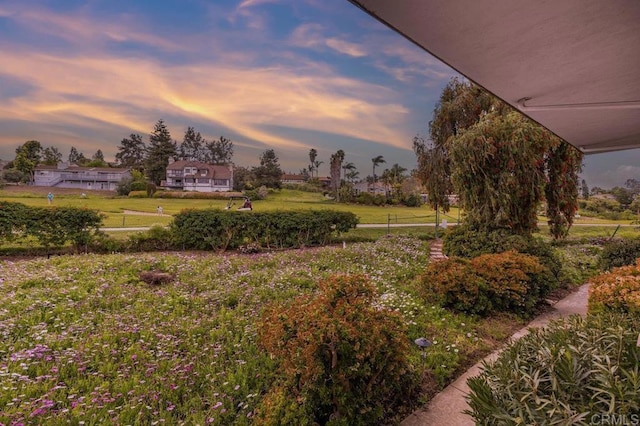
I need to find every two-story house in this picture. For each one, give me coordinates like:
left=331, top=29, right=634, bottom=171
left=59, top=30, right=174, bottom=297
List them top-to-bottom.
left=165, top=160, right=233, bottom=192
left=33, top=164, right=131, bottom=191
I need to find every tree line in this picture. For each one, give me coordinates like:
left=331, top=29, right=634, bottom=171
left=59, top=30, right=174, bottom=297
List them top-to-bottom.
left=4, top=119, right=409, bottom=199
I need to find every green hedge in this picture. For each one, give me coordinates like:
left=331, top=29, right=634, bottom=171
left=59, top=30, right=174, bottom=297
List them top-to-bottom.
left=0, top=201, right=104, bottom=250
left=0, top=201, right=28, bottom=241
left=171, top=209, right=358, bottom=251
left=598, top=238, right=640, bottom=270
left=466, top=312, right=640, bottom=424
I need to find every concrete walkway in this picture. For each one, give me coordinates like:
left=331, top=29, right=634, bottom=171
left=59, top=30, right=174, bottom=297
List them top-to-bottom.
left=402, top=283, right=590, bottom=426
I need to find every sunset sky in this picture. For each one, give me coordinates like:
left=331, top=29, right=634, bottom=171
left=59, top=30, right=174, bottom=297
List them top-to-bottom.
left=0, top=0, right=636, bottom=188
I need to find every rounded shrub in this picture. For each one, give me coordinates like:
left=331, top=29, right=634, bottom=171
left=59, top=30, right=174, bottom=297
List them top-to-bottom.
left=130, top=181, right=147, bottom=191
left=401, top=193, right=423, bottom=207
left=443, top=226, right=561, bottom=288
left=598, top=237, right=640, bottom=270
left=420, top=251, right=551, bottom=316
left=420, top=257, right=492, bottom=315
left=588, top=259, right=640, bottom=314
left=257, top=274, right=417, bottom=425
left=466, top=312, right=640, bottom=424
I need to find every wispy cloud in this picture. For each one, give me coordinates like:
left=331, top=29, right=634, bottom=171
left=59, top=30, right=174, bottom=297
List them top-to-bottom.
left=0, top=0, right=445, bottom=171
left=238, top=0, right=281, bottom=9
left=0, top=2, right=183, bottom=53
left=289, top=23, right=325, bottom=48
left=290, top=23, right=367, bottom=57
left=325, top=38, right=367, bottom=57
left=0, top=44, right=411, bottom=155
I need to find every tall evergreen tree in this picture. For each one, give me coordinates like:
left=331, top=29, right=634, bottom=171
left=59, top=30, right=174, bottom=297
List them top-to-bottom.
left=145, top=119, right=177, bottom=185
left=179, top=126, right=206, bottom=161
left=115, top=134, right=146, bottom=169
left=206, top=136, right=234, bottom=164
left=68, top=146, right=89, bottom=165
left=92, top=149, right=105, bottom=162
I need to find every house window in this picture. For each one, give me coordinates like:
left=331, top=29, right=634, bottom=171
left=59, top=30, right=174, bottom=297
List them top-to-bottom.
left=197, top=178, right=209, bottom=183
left=213, top=179, right=228, bottom=186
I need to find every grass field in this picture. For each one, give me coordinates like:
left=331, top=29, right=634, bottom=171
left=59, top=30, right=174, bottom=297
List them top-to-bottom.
left=0, top=186, right=454, bottom=227
left=1, top=186, right=637, bottom=240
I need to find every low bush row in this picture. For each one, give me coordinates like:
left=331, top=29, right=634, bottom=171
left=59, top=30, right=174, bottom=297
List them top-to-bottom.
left=0, top=201, right=103, bottom=251
left=171, top=209, right=359, bottom=251
left=420, top=251, right=554, bottom=316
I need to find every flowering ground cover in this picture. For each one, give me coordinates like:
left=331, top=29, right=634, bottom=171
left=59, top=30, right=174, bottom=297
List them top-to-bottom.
left=0, top=236, right=520, bottom=425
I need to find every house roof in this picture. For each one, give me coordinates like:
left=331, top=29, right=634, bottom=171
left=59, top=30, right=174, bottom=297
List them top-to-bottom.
left=348, top=0, right=640, bottom=154
left=167, top=160, right=232, bottom=179
left=35, top=164, right=130, bottom=173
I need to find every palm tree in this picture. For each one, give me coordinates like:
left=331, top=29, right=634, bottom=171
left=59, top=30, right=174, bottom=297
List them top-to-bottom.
left=308, top=149, right=317, bottom=178
left=330, top=150, right=345, bottom=200
left=371, top=155, right=386, bottom=191
left=371, top=155, right=386, bottom=181
left=313, top=160, right=323, bottom=179
left=342, top=162, right=356, bottom=183
left=388, top=163, right=407, bottom=186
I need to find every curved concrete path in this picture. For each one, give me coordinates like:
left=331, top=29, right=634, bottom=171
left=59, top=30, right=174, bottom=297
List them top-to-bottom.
left=402, top=283, right=590, bottom=426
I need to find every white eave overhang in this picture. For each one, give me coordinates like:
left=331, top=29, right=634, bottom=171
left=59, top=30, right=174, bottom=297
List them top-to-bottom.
left=348, top=0, right=640, bottom=154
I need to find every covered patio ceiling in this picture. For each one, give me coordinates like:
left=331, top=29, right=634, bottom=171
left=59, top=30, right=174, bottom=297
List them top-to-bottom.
left=348, top=0, right=640, bottom=154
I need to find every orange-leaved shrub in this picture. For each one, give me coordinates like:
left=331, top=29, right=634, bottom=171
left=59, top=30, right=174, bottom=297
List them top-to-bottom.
left=421, top=251, right=551, bottom=316
left=588, top=259, right=640, bottom=314
left=257, top=274, right=417, bottom=425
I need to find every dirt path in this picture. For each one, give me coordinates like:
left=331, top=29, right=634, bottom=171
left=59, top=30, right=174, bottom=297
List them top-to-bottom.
left=122, top=209, right=170, bottom=217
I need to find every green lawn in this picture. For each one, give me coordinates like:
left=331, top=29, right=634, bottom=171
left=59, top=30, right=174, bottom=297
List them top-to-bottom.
left=0, top=188, right=448, bottom=227
left=1, top=188, right=636, bottom=236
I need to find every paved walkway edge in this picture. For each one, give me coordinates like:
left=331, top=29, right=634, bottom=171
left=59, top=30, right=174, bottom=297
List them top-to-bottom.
left=401, top=283, right=590, bottom=426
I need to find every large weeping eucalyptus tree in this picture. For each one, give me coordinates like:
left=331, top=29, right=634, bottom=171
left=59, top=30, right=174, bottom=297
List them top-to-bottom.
left=414, top=78, right=582, bottom=239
